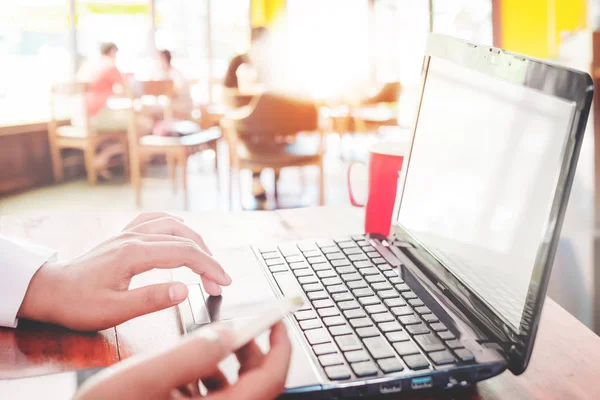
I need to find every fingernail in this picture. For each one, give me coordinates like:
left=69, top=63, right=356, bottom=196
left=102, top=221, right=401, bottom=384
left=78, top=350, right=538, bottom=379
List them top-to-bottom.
left=221, top=270, right=232, bottom=285
left=169, top=283, right=188, bottom=303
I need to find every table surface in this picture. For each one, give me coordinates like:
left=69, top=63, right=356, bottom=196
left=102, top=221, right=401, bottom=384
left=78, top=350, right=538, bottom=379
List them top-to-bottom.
left=1, top=206, right=599, bottom=399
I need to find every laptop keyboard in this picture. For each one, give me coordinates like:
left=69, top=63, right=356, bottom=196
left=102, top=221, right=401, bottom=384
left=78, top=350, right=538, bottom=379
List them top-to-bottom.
left=258, top=235, right=475, bottom=381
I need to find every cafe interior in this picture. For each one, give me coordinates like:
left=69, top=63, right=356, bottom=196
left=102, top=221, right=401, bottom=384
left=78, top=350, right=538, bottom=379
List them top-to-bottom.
left=2, top=0, right=600, bottom=369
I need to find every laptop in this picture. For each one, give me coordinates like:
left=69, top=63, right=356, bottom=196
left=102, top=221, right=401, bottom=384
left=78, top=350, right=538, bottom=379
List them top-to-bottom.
left=177, top=34, right=593, bottom=397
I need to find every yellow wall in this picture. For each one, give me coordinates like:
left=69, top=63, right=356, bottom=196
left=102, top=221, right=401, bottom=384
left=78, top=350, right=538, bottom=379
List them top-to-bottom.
left=251, top=0, right=286, bottom=28
left=499, top=0, right=586, bottom=59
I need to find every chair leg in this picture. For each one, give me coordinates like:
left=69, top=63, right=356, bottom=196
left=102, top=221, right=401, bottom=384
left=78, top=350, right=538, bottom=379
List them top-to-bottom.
left=121, top=139, right=130, bottom=180
left=213, top=142, right=220, bottom=198
left=50, top=145, right=64, bottom=183
left=83, top=147, right=97, bottom=185
left=130, top=153, right=142, bottom=208
left=167, top=154, right=178, bottom=193
left=181, top=154, right=189, bottom=210
left=318, top=162, right=325, bottom=206
left=274, top=169, right=280, bottom=208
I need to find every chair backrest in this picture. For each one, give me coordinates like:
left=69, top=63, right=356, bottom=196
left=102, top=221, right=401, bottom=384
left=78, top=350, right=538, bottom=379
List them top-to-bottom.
left=136, top=80, right=175, bottom=98
left=362, top=81, right=402, bottom=105
left=49, top=82, right=90, bottom=134
left=234, top=92, right=318, bottom=138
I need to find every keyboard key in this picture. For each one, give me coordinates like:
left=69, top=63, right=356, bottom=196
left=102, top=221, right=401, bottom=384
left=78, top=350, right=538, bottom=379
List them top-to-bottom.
left=351, top=234, right=366, bottom=241
left=317, top=239, right=336, bottom=248
left=356, top=240, right=370, bottom=246
left=338, top=241, right=356, bottom=249
left=298, top=242, right=318, bottom=252
left=278, top=245, right=300, bottom=256
left=362, top=245, right=375, bottom=252
left=259, top=246, right=278, bottom=253
left=321, top=246, right=339, bottom=254
left=343, top=247, right=362, bottom=255
left=303, top=250, right=321, bottom=258
left=262, top=251, right=281, bottom=259
left=366, top=251, right=379, bottom=258
left=326, top=252, right=346, bottom=260
left=349, top=254, right=368, bottom=262
left=286, top=255, right=304, bottom=263
left=307, top=256, right=327, bottom=264
left=372, top=257, right=386, bottom=264
left=266, top=258, right=285, bottom=266
left=332, top=259, right=351, bottom=267
left=354, top=260, right=374, bottom=269
left=312, top=263, right=332, bottom=272
left=269, top=264, right=287, bottom=273
left=378, top=264, right=393, bottom=271
left=336, top=266, right=356, bottom=275
left=358, top=267, right=380, bottom=276
left=294, top=269, right=313, bottom=277
left=317, top=270, right=337, bottom=279
left=384, top=270, right=396, bottom=278
left=341, top=273, right=362, bottom=282
left=298, top=275, right=318, bottom=284
left=366, top=275, right=386, bottom=283
left=322, top=277, right=342, bottom=286
left=389, top=277, right=402, bottom=284
left=345, top=279, right=366, bottom=289
left=372, top=282, right=393, bottom=291
left=303, top=283, right=323, bottom=292
left=395, top=283, right=410, bottom=292
left=326, top=284, right=348, bottom=294
left=352, top=288, right=375, bottom=297
left=378, top=289, right=400, bottom=299
left=308, top=291, right=328, bottom=301
left=402, top=291, right=417, bottom=299
left=332, top=292, right=354, bottom=302
left=358, top=296, right=380, bottom=306
left=385, top=298, right=406, bottom=307
left=314, top=299, right=335, bottom=309
left=409, top=299, right=424, bottom=307
left=338, top=300, right=360, bottom=310
left=365, top=304, right=387, bottom=314
left=391, top=306, right=412, bottom=316
left=415, top=306, right=431, bottom=315
left=318, top=307, right=340, bottom=317
left=344, top=309, right=366, bottom=319
left=295, top=310, right=317, bottom=321
left=372, top=312, right=394, bottom=323
left=422, top=313, right=439, bottom=323
left=399, top=314, right=421, bottom=325
left=323, top=316, right=346, bottom=326
left=350, top=318, right=373, bottom=328
left=299, top=319, right=322, bottom=330
left=378, top=321, right=403, bottom=332
left=430, top=322, right=447, bottom=332
left=406, top=324, right=430, bottom=335
left=330, top=325, right=354, bottom=336
left=356, top=326, right=380, bottom=338
left=305, top=328, right=330, bottom=345
left=386, top=331, right=410, bottom=342
left=438, top=331, right=455, bottom=340
left=415, top=334, right=445, bottom=352
left=335, top=335, right=363, bottom=351
left=364, top=336, right=395, bottom=359
left=445, top=340, right=464, bottom=349
left=393, top=341, right=420, bottom=356
left=313, top=343, right=337, bottom=355
left=454, top=348, right=475, bottom=363
left=345, top=349, right=370, bottom=363
left=429, top=350, right=455, bottom=365
left=319, top=353, right=344, bottom=367
left=402, top=354, right=430, bottom=370
left=378, top=357, right=404, bottom=373
left=351, top=361, right=378, bottom=377
left=325, top=365, right=351, bottom=380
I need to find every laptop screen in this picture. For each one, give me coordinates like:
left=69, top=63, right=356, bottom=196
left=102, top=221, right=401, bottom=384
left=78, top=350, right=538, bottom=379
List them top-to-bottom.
left=397, top=56, right=576, bottom=331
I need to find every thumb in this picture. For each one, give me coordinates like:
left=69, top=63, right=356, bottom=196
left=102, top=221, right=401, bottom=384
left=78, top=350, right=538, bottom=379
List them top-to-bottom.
left=117, top=282, right=189, bottom=321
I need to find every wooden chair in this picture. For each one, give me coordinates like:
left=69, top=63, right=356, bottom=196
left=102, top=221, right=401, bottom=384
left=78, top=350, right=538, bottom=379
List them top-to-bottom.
left=128, top=80, right=221, bottom=209
left=352, top=81, right=402, bottom=133
left=48, top=82, right=129, bottom=184
left=220, top=92, right=325, bottom=209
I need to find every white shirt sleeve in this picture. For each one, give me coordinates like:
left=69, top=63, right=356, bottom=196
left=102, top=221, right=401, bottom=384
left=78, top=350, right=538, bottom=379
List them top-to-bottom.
left=0, top=235, right=56, bottom=328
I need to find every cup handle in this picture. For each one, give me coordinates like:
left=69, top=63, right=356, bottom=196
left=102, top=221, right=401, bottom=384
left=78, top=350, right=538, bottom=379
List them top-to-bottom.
left=347, top=161, right=366, bottom=207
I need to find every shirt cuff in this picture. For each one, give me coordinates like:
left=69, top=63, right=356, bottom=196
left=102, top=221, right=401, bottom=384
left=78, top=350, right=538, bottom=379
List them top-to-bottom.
left=0, top=236, right=56, bottom=328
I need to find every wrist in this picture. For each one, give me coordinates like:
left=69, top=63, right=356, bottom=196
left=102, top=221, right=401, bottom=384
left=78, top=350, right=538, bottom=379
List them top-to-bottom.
left=18, top=262, right=65, bottom=325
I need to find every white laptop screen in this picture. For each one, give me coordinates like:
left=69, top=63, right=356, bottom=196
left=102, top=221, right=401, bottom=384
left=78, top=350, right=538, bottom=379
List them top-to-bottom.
left=397, top=56, right=576, bottom=331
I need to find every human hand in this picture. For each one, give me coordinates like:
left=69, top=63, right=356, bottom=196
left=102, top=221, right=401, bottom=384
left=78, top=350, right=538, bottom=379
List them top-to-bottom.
left=18, top=212, right=231, bottom=331
left=74, top=322, right=292, bottom=400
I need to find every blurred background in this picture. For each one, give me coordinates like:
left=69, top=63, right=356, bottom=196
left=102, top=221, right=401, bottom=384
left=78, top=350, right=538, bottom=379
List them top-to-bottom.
left=1, top=0, right=599, bottom=333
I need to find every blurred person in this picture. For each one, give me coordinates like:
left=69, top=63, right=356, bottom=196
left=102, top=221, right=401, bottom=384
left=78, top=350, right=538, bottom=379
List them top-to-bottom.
left=156, top=49, right=194, bottom=119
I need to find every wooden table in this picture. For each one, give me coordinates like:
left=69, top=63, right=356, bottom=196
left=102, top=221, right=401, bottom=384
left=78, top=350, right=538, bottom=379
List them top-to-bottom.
left=1, top=206, right=600, bottom=399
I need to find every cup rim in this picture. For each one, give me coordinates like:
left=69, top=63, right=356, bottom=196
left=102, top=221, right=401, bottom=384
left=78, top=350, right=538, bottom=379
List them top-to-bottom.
left=370, top=140, right=409, bottom=157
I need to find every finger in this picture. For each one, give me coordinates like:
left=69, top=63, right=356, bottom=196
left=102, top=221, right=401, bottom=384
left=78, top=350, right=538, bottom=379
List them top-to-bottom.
left=122, top=212, right=183, bottom=231
left=126, top=216, right=213, bottom=255
left=120, top=241, right=231, bottom=287
left=201, top=275, right=222, bottom=296
left=115, top=281, right=189, bottom=323
left=206, top=322, right=291, bottom=400
left=74, top=325, right=234, bottom=399
left=236, top=340, right=265, bottom=375
left=202, top=369, right=229, bottom=392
